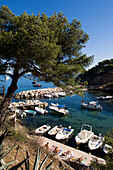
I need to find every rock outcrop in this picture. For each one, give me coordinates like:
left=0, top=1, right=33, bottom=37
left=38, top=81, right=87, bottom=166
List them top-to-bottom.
left=76, top=59, right=113, bottom=92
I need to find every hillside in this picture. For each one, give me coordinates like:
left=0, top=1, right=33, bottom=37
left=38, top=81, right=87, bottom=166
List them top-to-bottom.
left=76, top=59, right=113, bottom=91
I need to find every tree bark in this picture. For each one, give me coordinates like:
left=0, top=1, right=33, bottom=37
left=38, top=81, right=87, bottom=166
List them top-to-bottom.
left=0, top=73, right=19, bottom=126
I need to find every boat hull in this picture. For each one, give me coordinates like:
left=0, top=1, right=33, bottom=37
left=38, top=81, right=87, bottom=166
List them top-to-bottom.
left=81, top=104, right=103, bottom=110
left=49, top=106, right=69, bottom=116
left=35, top=107, right=48, bottom=115
left=24, top=110, right=36, bottom=115
left=35, top=125, right=51, bottom=134
left=48, top=125, right=63, bottom=136
left=55, top=128, right=74, bottom=140
left=75, top=130, right=94, bottom=145
left=88, top=135, right=104, bottom=150
left=103, top=144, right=113, bottom=154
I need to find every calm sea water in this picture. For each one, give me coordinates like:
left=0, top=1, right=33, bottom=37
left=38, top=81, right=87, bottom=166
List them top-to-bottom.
left=1, top=75, right=113, bottom=157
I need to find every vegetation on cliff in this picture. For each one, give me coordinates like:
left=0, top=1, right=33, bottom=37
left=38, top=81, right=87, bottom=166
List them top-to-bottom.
left=76, top=59, right=113, bottom=88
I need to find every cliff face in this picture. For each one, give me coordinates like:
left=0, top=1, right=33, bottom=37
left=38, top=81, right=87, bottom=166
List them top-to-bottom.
left=76, top=59, right=113, bottom=91
left=79, top=70, right=113, bottom=86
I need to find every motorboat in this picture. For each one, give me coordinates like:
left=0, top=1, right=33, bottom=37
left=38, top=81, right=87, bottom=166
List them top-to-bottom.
left=33, top=83, right=41, bottom=87
left=57, top=92, right=66, bottom=97
left=51, top=93, right=59, bottom=98
left=44, top=94, right=52, bottom=99
left=96, top=96, right=113, bottom=100
left=81, top=100, right=103, bottom=110
left=51, top=103, right=67, bottom=109
left=51, top=103, right=59, bottom=107
left=35, top=106, right=48, bottom=115
left=49, top=106, right=69, bottom=116
left=24, top=110, right=36, bottom=115
left=35, top=124, right=51, bottom=134
left=75, top=124, right=94, bottom=145
left=48, top=125, right=63, bottom=136
left=55, top=126, right=74, bottom=140
left=88, top=134, right=104, bottom=150
left=103, top=144, right=113, bottom=154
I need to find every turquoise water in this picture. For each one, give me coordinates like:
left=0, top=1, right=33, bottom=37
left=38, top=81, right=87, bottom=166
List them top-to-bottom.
left=1, top=75, right=113, bottom=136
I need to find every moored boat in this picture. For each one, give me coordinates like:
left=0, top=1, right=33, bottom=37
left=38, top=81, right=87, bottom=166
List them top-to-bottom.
left=57, top=92, right=66, bottom=97
left=44, top=94, right=52, bottom=99
left=96, top=96, right=113, bottom=100
left=81, top=100, right=103, bottom=110
left=51, top=103, right=67, bottom=109
left=51, top=103, right=59, bottom=107
left=35, top=106, right=48, bottom=115
left=49, top=106, right=69, bottom=116
left=24, top=110, right=36, bottom=115
left=35, top=124, right=51, bottom=134
left=75, top=124, right=94, bottom=145
left=48, top=125, right=63, bottom=136
left=55, top=126, right=74, bottom=140
left=88, top=134, right=104, bottom=150
left=103, top=144, right=113, bottom=154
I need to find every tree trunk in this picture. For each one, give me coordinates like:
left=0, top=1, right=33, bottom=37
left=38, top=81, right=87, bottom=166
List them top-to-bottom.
left=0, top=73, right=19, bottom=126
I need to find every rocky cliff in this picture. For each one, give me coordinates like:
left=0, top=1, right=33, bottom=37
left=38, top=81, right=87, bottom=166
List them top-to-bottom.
left=76, top=59, right=113, bottom=92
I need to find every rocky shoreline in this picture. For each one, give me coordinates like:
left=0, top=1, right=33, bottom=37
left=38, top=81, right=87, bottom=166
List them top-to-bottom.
left=88, top=84, right=113, bottom=93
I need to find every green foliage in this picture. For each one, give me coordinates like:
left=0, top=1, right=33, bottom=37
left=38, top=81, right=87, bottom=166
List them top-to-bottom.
left=0, top=5, right=93, bottom=86
left=0, top=5, right=93, bottom=126
left=76, top=58, right=113, bottom=85
left=86, top=59, right=113, bottom=76
left=104, top=128, right=113, bottom=148
left=0, top=129, right=54, bottom=170
left=0, top=129, right=18, bottom=169
left=9, top=131, right=28, bottom=143
left=24, top=148, right=55, bottom=170
left=90, top=159, right=105, bottom=170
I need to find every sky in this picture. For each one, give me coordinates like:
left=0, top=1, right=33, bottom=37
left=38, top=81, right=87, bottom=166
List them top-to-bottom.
left=0, top=0, right=113, bottom=68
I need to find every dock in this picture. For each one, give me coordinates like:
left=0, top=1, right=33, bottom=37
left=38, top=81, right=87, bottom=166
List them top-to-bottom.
left=32, top=136, right=106, bottom=167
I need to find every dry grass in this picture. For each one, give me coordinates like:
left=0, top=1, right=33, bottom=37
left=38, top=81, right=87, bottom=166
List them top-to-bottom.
left=1, top=121, right=75, bottom=170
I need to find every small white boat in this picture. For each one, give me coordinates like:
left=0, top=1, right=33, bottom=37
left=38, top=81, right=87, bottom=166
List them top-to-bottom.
left=58, top=92, right=66, bottom=97
left=51, top=93, right=59, bottom=98
left=44, top=94, right=52, bottom=99
left=96, top=96, right=113, bottom=100
left=81, top=100, right=103, bottom=110
left=51, top=103, right=59, bottom=107
left=51, top=103, right=67, bottom=109
left=49, top=106, right=69, bottom=116
left=35, top=107, right=48, bottom=115
left=24, top=110, right=36, bottom=115
left=35, top=124, right=51, bottom=134
left=75, top=124, right=94, bottom=145
left=48, top=125, right=63, bottom=136
left=55, top=126, right=74, bottom=140
left=88, top=134, right=104, bottom=150
left=103, top=144, right=113, bottom=154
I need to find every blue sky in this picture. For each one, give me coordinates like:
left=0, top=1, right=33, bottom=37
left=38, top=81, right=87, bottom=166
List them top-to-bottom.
left=1, top=0, right=113, bottom=68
